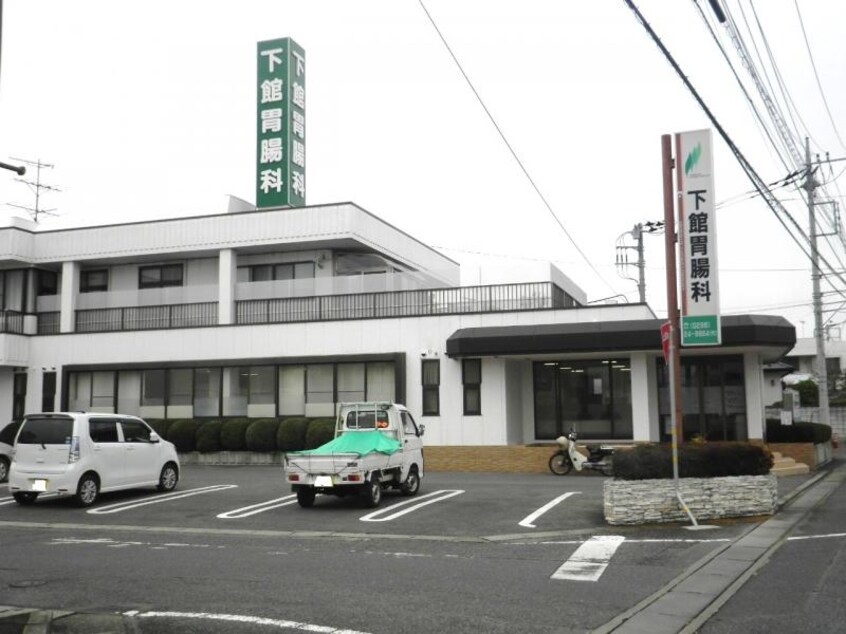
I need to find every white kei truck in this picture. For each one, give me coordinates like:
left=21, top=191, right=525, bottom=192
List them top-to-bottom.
left=283, top=402, right=425, bottom=508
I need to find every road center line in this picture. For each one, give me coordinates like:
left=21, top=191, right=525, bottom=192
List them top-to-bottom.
left=87, top=484, right=237, bottom=515
left=359, top=489, right=464, bottom=522
left=518, top=492, right=581, bottom=528
left=217, top=495, right=298, bottom=519
left=551, top=535, right=625, bottom=582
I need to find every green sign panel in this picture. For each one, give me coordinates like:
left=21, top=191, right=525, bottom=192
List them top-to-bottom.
left=256, top=37, right=305, bottom=208
left=681, top=314, right=721, bottom=346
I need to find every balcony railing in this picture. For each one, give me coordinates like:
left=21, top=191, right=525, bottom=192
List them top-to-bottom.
left=237, top=282, right=575, bottom=325
left=76, top=303, right=218, bottom=333
left=0, top=310, right=25, bottom=334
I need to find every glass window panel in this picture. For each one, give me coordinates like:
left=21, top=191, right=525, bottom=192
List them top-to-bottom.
left=294, top=262, right=315, bottom=279
left=275, top=263, right=295, bottom=280
left=251, top=265, right=273, bottom=282
left=463, top=359, right=481, bottom=384
left=422, top=360, right=439, bottom=386
left=366, top=362, right=395, bottom=402
left=337, top=363, right=365, bottom=403
left=533, top=364, right=557, bottom=439
left=278, top=365, right=305, bottom=416
left=306, top=365, right=334, bottom=404
left=249, top=366, right=275, bottom=405
left=223, top=367, right=248, bottom=416
left=194, top=368, right=221, bottom=417
left=169, top=369, right=193, bottom=406
left=141, top=370, right=166, bottom=407
left=118, top=371, right=141, bottom=416
left=69, top=372, right=92, bottom=411
left=91, top=372, right=115, bottom=408
left=89, top=419, right=119, bottom=443
left=120, top=420, right=151, bottom=442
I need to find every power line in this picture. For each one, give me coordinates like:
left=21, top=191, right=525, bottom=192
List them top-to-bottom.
left=417, top=0, right=619, bottom=296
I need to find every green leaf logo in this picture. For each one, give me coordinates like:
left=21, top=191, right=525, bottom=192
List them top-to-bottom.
left=684, top=143, right=702, bottom=176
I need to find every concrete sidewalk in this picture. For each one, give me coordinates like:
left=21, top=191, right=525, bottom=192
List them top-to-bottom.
left=594, top=454, right=846, bottom=633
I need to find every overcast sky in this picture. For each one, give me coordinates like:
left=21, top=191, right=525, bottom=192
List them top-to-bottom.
left=1, top=1, right=844, bottom=335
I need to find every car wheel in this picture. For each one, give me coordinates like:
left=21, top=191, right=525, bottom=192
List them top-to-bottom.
left=548, top=451, right=573, bottom=475
left=0, top=456, right=8, bottom=483
left=157, top=462, right=179, bottom=492
left=400, top=468, right=421, bottom=496
left=75, top=474, right=99, bottom=507
left=363, top=474, right=382, bottom=508
left=296, top=488, right=316, bottom=508
left=13, top=492, right=38, bottom=505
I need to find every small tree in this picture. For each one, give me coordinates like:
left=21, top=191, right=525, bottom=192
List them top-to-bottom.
left=793, top=379, right=819, bottom=407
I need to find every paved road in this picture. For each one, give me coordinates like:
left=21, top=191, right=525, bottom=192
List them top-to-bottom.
left=0, top=459, right=842, bottom=633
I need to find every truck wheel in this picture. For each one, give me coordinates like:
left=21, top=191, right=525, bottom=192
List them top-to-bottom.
left=548, top=451, right=573, bottom=475
left=601, top=460, right=614, bottom=477
left=400, top=468, right=421, bottom=496
left=363, top=475, right=382, bottom=508
left=297, top=488, right=316, bottom=508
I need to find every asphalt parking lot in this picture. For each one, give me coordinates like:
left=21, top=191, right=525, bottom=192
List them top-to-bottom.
left=1, top=465, right=624, bottom=539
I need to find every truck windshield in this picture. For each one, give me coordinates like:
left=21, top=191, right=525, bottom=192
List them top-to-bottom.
left=345, top=409, right=389, bottom=429
left=16, top=417, right=74, bottom=445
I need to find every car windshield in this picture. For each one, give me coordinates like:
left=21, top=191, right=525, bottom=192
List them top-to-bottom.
left=345, top=409, right=389, bottom=429
left=16, top=417, right=74, bottom=445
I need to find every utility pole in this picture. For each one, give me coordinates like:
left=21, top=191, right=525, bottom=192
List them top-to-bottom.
left=806, top=137, right=831, bottom=428
left=6, top=157, right=60, bottom=222
left=615, top=220, right=664, bottom=303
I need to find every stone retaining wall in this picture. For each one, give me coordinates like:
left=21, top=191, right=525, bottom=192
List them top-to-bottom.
left=603, top=474, right=778, bottom=525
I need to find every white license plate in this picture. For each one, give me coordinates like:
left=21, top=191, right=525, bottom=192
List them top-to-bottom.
left=313, top=476, right=333, bottom=488
left=32, top=479, right=48, bottom=492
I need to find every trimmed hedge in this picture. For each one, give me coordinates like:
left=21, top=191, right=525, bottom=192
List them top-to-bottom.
left=277, top=417, right=311, bottom=452
left=220, top=418, right=251, bottom=451
left=245, top=418, right=280, bottom=452
left=305, top=418, right=336, bottom=449
left=168, top=419, right=200, bottom=453
left=196, top=420, right=223, bottom=453
left=766, top=420, right=832, bottom=444
left=613, top=443, right=773, bottom=481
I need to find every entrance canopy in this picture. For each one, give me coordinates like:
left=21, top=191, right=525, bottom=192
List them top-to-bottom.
left=446, top=314, right=795, bottom=361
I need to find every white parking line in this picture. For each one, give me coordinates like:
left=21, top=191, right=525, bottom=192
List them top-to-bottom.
left=87, top=484, right=237, bottom=515
left=359, top=489, right=465, bottom=522
left=518, top=492, right=581, bottom=528
left=0, top=493, right=59, bottom=506
left=217, top=495, right=298, bottom=519
left=551, top=535, right=625, bottom=582
left=125, top=610, right=373, bottom=633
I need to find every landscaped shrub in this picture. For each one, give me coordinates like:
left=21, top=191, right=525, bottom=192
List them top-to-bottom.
left=277, top=417, right=310, bottom=452
left=220, top=418, right=251, bottom=451
left=245, top=418, right=279, bottom=452
left=305, top=418, right=335, bottom=449
left=145, top=419, right=170, bottom=440
left=168, top=419, right=199, bottom=453
left=195, top=420, right=223, bottom=453
left=766, top=420, right=832, bottom=444
left=613, top=443, right=773, bottom=480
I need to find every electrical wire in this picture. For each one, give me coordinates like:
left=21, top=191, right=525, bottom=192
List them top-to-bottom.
left=417, top=0, right=620, bottom=297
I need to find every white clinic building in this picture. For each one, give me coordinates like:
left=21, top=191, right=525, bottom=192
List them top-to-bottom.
left=0, top=203, right=794, bottom=445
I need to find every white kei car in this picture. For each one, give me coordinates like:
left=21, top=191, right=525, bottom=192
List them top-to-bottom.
left=8, top=412, right=179, bottom=506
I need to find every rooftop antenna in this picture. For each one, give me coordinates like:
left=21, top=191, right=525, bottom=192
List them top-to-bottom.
left=6, top=157, right=61, bottom=222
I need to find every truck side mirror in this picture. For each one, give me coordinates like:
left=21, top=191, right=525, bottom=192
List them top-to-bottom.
left=417, top=424, right=425, bottom=437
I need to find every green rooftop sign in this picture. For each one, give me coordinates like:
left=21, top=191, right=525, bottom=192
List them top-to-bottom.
left=256, top=37, right=305, bottom=208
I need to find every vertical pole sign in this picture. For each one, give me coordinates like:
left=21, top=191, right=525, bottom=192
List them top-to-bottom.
left=256, top=37, right=306, bottom=209
left=676, top=129, right=720, bottom=346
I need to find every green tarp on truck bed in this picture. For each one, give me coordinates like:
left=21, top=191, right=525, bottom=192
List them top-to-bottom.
left=291, top=431, right=402, bottom=456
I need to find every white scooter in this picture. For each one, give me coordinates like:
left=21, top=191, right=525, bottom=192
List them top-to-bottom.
left=548, top=431, right=614, bottom=476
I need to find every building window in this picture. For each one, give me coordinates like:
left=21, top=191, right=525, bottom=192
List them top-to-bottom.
left=239, top=261, right=316, bottom=282
left=139, top=264, right=183, bottom=289
left=81, top=269, right=109, bottom=293
left=37, top=270, right=58, bottom=296
left=422, top=359, right=440, bottom=416
left=462, top=359, right=481, bottom=416
left=337, top=363, right=365, bottom=403
left=306, top=364, right=334, bottom=404
left=278, top=365, right=306, bottom=416
left=249, top=366, right=276, bottom=405
left=194, top=368, right=221, bottom=417
left=141, top=369, right=166, bottom=407
left=168, top=369, right=193, bottom=406
left=42, top=371, right=57, bottom=412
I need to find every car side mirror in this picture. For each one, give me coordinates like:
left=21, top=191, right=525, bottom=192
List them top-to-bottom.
left=417, top=424, right=425, bottom=437
left=149, top=432, right=161, bottom=443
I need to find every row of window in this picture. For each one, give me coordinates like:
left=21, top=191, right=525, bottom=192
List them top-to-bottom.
left=38, top=261, right=319, bottom=297
left=421, top=358, right=481, bottom=417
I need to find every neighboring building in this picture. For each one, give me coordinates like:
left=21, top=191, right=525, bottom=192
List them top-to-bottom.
left=0, top=203, right=795, bottom=444
left=784, top=337, right=846, bottom=389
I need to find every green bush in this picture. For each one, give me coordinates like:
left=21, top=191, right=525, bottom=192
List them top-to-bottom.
left=793, top=380, right=819, bottom=406
left=277, top=417, right=310, bottom=451
left=220, top=418, right=251, bottom=451
left=245, top=418, right=280, bottom=452
left=305, top=418, right=335, bottom=449
left=145, top=419, right=170, bottom=440
left=167, top=419, right=199, bottom=453
left=195, top=420, right=223, bottom=453
left=766, top=420, right=832, bottom=443
left=613, top=443, right=773, bottom=480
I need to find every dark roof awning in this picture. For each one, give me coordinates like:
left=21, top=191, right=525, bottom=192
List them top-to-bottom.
left=445, top=314, right=795, bottom=360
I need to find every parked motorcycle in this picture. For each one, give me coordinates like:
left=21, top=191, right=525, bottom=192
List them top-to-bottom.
left=548, top=431, right=614, bottom=476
